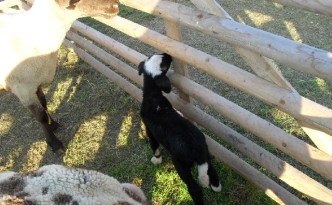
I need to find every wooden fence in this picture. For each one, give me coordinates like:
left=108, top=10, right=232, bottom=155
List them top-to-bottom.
left=10, top=0, right=332, bottom=204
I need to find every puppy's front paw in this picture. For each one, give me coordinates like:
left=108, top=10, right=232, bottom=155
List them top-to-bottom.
left=151, top=156, right=162, bottom=165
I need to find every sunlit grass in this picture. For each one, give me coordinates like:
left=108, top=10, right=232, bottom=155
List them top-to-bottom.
left=273, top=2, right=284, bottom=9
left=244, top=10, right=273, bottom=27
left=236, top=15, right=246, bottom=24
left=284, top=21, right=303, bottom=43
left=58, top=46, right=80, bottom=67
left=47, top=47, right=83, bottom=113
left=66, top=75, right=83, bottom=103
left=47, top=77, right=73, bottom=112
left=316, top=78, right=331, bottom=95
left=270, top=108, right=305, bottom=136
left=116, top=111, right=134, bottom=147
left=0, top=113, right=14, bottom=135
left=64, top=113, right=108, bottom=166
left=138, top=121, right=147, bottom=140
left=21, top=141, right=47, bottom=172
left=0, top=147, right=23, bottom=171
left=152, top=168, right=191, bottom=204
left=132, top=177, right=143, bottom=187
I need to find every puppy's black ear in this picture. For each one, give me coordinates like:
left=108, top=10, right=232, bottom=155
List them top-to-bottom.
left=160, top=53, right=172, bottom=71
left=138, top=61, right=145, bottom=75
left=155, top=76, right=172, bottom=93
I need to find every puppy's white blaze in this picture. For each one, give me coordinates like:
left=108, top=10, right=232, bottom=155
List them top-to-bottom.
left=144, top=54, right=163, bottom=77
left=151, top=156, right=162, bottom=165
left=198, top=162, right=209, bottom=188
left=211, top=183, right=222, bottom=192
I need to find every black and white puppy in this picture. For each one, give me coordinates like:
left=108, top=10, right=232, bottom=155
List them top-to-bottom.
left=138, top=53, right=221, bottom=205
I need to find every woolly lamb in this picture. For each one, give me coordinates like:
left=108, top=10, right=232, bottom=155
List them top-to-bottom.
left=0, top=0, right=119, bottom=152
left=138, top=53, right=222, bottom=205
left=0, top=164, right=148, bottom=205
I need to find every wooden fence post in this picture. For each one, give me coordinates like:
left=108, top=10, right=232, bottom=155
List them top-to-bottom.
left=270, top=0, right=332, bottom=16
left=164, top=17, right=191, bottom=102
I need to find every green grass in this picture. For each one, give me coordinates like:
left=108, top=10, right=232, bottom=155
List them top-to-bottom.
left=1, top=0, right=331, bottom=204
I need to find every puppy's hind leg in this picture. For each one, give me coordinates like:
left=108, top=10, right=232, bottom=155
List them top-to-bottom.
left=173, top=159, right=205, bottom=205
left=198, top=161, right=221, bottom=192
left=207, top=161, right=221, bottom=192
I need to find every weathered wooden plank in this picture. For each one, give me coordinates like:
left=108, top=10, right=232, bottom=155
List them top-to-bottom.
left=270, top=0, right=332, bottom=16
left=164, top=19, right=191, bottom=102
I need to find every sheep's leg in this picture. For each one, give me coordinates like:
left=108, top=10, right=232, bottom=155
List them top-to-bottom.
left=0, top=85, right=5, bottom=92
left=36, top=86, right=60, bottom=131
left=28, top=103, right=64, bottom=152
left=145, top=127, right=162, bottom=164
left=173, top=159, right=205, bottom=205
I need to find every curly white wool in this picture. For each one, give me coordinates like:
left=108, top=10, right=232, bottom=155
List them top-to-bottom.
left=0, top=164, right=147, bottom=205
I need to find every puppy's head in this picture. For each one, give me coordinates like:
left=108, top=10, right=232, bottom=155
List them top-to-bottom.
left=138, top=53, right=173, bottom=93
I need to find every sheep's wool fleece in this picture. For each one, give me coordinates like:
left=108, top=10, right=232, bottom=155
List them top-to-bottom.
left=0, top=0, right=71, bottom=106
left=0, top=165, right=146, bottom=205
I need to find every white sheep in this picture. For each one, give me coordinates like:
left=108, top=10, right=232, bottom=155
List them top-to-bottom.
left=0, top=0, right=119, bottom=152
left=0, top=164, right=148, bottom=205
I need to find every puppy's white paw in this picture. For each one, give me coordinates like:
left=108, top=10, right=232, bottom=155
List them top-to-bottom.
left=151, top=156, right=162, bottom=165
left=211, top=183, right=222, bottom=192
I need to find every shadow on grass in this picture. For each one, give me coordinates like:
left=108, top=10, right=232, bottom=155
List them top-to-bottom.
left=0, top=48, right=190, bottom=204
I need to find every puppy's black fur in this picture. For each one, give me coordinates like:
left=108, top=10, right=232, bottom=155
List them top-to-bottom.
left=139, top=53, right=221, bottom=205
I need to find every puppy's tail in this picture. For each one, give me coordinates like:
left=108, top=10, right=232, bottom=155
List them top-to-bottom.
left=198, top=162, right=221, bottom=192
